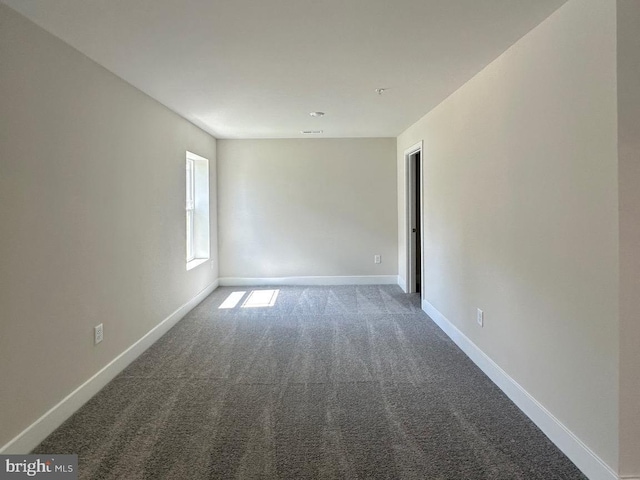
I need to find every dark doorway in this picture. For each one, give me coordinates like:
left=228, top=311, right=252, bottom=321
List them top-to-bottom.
left=406, top=145, right=423, bottom=296
left=413, top=151, right=421, bottom=293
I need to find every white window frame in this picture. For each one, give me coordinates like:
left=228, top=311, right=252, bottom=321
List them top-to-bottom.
left=185, top=151, right=210, bottom=270
left=186, top=157, right=196, bottom=262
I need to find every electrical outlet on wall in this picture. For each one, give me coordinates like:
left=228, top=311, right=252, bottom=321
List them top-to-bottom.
left=374, top=255, right=381, bottom=264
left=476, top=309, right=484, bottom=327
left=94, top=323, right=104, bottom=345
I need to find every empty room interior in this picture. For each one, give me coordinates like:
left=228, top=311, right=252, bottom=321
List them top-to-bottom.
left=0, top=0, right=638, bottom=479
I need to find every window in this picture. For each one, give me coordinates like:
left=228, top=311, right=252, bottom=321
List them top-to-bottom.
left=185, top=151, right=210, bottom=270
left=186, top=157, right=195, bottom=262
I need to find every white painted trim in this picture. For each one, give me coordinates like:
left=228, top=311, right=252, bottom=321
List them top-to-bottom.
left=186, top=257, right=208, bottom=271
left=219, top=275, right=398, bottom=287
left=397, top=275, right=407, bottom=292
left=0, top=280, right=219, bottom=455
left=421, top=299, right=618, bottom=480
left=620, top=476, right=640, bottom=480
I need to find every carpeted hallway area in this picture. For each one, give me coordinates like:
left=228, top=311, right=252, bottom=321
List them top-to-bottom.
left=33, top=285, right=586, bottom=479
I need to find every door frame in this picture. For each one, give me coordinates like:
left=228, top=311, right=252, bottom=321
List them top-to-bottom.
left=404, top=141, right=424, bottom=297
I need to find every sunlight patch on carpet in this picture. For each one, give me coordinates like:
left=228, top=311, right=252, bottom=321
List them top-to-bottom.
left=242, top=289, right=279, bottom=308
left=218, top=291, right=246, bottom=309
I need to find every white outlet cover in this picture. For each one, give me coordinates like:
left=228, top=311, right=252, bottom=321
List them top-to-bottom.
left=477, top=309, right=484, bottom=327
left=94, top=324, right=104, bottom=344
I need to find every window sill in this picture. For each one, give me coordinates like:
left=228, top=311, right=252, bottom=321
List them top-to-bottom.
left=186, top=258, right=209, bottom=271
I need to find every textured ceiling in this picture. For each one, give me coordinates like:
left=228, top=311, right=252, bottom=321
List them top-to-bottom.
left=2, top=0, right=567, bottom=138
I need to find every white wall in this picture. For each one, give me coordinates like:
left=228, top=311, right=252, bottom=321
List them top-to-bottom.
left=397, top=0, right=619, bottom=472
left=617, top=0, right=640, bottom=476
left=0, top=4, right=218, bottom=450
left=218, top=138, right=397, bottom=282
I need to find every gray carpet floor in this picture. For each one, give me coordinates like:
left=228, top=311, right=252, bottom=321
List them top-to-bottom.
left=33, top=285, right=587, bottom=479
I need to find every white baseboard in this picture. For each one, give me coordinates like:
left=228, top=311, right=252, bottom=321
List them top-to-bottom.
left=219, top=275, right=398, bottom=286
left=397, top=275, right=407, bottom=292
left=0, top=280, right=219, bottom=455
left=422, top=299, right=619, bottom=480
left=620, top=476, right=640, bottom=480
